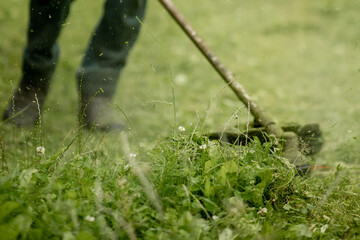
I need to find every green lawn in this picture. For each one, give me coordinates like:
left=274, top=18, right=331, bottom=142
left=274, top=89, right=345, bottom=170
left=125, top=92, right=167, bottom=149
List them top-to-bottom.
left=0, top=0, right=359, bottom=239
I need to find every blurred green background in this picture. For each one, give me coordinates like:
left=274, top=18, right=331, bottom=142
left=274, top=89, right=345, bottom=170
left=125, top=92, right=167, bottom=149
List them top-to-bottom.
left=1, top=0, right=359, bottom=169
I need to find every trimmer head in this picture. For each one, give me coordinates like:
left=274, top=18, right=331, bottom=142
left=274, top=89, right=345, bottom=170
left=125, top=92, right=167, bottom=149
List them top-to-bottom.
left=207, top=123, right=323, bottom=176
left=208, top=123, right=323, bottom=155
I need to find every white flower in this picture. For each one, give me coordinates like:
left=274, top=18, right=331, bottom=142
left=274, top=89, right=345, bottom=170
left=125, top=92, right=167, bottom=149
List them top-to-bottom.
left=178, top=126, right=185, bottom=132
left=199, top=144, right=207, bottom=150
left=36, top=146, right=45, bottom=155
left=129, top=153, right=137, bottom=158
left=124, top=164, right=131, bottom=171
left=257, top=207, right=268, bottom=215
left=85, top=215, right=95, bottom=222
left=212, top=215, right=219, bottom=221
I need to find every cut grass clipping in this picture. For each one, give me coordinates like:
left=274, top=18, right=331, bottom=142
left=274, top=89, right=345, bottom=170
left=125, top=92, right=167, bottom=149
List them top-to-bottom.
left=0, top=131, right=359, bottom=239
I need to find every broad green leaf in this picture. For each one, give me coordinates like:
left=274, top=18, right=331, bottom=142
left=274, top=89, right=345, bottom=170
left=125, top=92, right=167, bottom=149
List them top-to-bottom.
left=204, top=159, right=217, bottom=173
left=218, top=161, right=238, bottom=185
left=19, top=169, right=38, bottom=188
left=204, top=177, right=214, bottom=197
left=0, top=201, right=20, bottom=222
left=0, top=214, right=32, bottom=240
left=288, top=224, right=312, bottom=238
left=76, top=231, right=96, bottom=240
left=63, top=232, right=76, bottom=240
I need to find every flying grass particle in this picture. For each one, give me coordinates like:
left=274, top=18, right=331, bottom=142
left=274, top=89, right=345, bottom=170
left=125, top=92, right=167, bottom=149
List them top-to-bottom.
left=150, top=64, right=157, bottom=72
left=323, top=215, right=331, bottom=222
left=321, top=224, right=329, bottom=233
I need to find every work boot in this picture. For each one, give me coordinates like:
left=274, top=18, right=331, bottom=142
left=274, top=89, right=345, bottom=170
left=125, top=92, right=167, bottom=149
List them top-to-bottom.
left=3, top=44, right=57, bottom=127
left=3, top=86, right=46, bottom=127
left=79, top=95, right=124, bottom=131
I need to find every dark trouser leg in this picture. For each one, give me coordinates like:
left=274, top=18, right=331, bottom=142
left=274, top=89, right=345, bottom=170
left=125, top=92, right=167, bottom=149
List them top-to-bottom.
left=3, top=0, right=72, bottom=126
left=78, top=0, right=147, bottom=130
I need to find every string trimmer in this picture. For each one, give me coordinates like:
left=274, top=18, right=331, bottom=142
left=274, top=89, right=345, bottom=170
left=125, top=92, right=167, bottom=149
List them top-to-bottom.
left=159, top=0, right=323, bottom=175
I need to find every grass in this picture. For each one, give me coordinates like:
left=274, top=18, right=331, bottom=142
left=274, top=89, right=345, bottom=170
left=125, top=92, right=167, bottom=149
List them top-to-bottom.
left=1, top=0, right=360, bottom=239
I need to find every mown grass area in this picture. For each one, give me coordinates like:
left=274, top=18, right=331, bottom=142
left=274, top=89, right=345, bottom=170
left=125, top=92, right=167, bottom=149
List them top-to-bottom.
left=1, top=0, right=360, bottom=239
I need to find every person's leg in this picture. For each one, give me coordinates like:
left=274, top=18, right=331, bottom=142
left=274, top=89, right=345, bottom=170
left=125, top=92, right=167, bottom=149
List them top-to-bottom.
left=3, top=0, right=73, bottom=126
left=78, top=0, right=147, bottom=130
